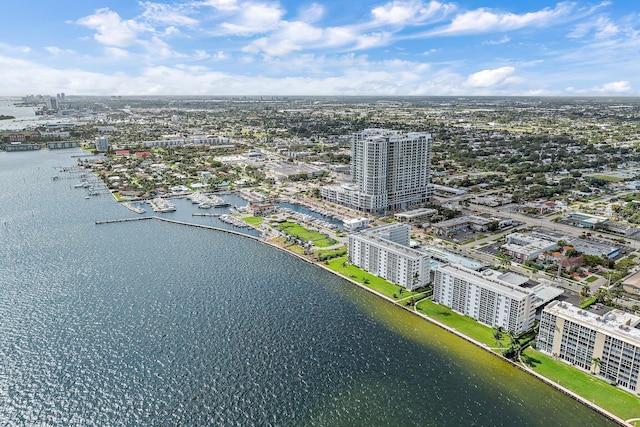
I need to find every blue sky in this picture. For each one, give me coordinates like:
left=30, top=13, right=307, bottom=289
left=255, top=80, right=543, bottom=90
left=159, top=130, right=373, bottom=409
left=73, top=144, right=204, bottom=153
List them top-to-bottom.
left=1, top=0, right=638, bottom=96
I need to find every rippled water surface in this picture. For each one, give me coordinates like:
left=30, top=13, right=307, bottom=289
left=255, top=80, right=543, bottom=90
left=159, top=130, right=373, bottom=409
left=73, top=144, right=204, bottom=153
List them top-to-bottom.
left=0, top=150, right=616, bottom=426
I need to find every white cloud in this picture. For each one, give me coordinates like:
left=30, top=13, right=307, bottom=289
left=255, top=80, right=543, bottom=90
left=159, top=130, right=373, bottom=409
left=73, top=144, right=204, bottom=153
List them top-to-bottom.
left=205, top=0, right=239, bottom=11
left=371, top=0, right=456, bottom=26
left=139, top=2, right=199, bottom=27
left=219, top=2, right=284, bottom=35
left=433, top=2, right=574, bottom=35
left=298, top=3, right=324, bottom=23
left=76, top=8, right=150, bottom=47
left=568, top=16, right=618, bottom=39
left=164, top=26, right=181, bottom=36
left=354, top=32, right=394, bottom=50
left=140, top=35, right=182, bottom=58
left=483, top=36, right=510, bottom=45
left=243, top=37, right=301, bottom=56
left=45, top=46, right=76, bottom=55
left=104, top=47, right=131, bottom=58
left=421, top=48, right=439, bottom=55
left=464, top=66, right=515, bottom=88
left=594, top=80, right=632, bottom=93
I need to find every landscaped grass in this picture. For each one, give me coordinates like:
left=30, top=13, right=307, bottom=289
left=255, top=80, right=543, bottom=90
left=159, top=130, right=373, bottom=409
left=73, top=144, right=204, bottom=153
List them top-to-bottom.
left=591, top=174, right=625, bottom=182
left=243, top=216, right=264, bottom=226
left=274, top=221, right=337, bottom=246
left=312, top=237, right=336, bottom=248
left=315, top=247, right=347, bottom=261
left=326, top=256, right=415, bottom=300
left=585, top=275, right=598, bottom=283
left=579, top=296, right=597, bottom=309
left=415, top=299, right=498, bottom=348
left=521, top=348, right=640, bottom=421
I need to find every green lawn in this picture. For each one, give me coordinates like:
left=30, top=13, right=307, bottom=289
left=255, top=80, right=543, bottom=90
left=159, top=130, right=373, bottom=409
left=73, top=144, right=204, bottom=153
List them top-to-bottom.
left=591, top=174, right=625, bottom=182
left=243, top=216, right=264, bottom=226
left=274, top=221, right=337, bottom=246
left=313, top=237, right=337, bottom=248
left=315, top=247, right=347, bottom=261
left=326, top=257, right=415, bottom=300
left=585, top=275, right=598, bottom=283
left=579, top=296, right=597, bottom=309
left=415, top=299, right=498, bottom=348
left=521, top=349, right=640, bottom=421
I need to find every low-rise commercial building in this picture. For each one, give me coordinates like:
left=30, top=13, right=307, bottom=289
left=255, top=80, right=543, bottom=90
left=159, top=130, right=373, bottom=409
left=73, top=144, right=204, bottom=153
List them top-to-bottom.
left=394, top=208, right=438, bottom=225
left=432, top=215, right=509, bottom=236
left=503, top=232, right=557, bottom=261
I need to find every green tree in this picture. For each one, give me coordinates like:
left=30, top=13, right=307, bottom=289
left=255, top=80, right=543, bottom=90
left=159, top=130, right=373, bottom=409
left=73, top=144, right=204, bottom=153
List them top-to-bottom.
left=580, top=285, right=591, bottom=298
left=493, top=326, right=504, bottom=347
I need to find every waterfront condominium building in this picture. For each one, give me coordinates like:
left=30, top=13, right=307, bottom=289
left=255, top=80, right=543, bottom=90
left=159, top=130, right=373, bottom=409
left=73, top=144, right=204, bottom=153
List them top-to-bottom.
left=322, top=129, right=432, bottom=213
left=96, top=135, right=109, bottom=152
left=348, top=223, right=430, bottom=291
left=432, top=265, right=537, bottom=334
left=537, top=300, right=640, bottom=393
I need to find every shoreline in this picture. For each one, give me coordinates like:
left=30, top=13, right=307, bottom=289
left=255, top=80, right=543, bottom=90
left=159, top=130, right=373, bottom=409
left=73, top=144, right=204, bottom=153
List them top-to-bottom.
left=96, top=214, right=632, bottom=426
left=257, top=232, right=633, bottom=427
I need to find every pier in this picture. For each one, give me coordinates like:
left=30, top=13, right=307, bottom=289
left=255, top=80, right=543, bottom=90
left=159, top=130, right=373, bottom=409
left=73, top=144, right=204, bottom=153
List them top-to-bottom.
left=192, top=212, right=221, bottom=217
left=94, top=216, right=260, bottom=241
left=95, top=217, right=154, bottom=225
left=154, top=217, right=260, bottom=240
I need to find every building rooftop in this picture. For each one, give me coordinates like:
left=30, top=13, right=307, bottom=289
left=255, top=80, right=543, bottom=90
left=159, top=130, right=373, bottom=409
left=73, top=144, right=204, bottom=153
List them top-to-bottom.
left=353, top=224, right=425, bottom=261
left=420, top=247, right=489, bottom=271
left=436, top=264, right=534, bottom=300
left=622, top=270, right=640, bottom=289
left=545, top=300, right=640, bottom=343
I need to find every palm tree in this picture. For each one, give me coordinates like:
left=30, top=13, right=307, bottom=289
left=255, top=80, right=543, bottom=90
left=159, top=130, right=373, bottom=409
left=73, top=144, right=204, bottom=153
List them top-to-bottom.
left=411, top=272, right=420, bottom=290
left=580, top=284, right=591, bottom=298
left=610, top=287, right=623, bottom=305
left=493, top=326, right=504, bottom=347
left=591, top=357, right=601, bottom=374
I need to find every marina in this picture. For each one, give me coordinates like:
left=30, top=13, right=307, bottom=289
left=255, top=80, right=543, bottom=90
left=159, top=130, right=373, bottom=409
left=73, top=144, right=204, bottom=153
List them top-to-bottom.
left=187, top=192, right=230, bottom=209
left=149, top=197, right=176, bottom=213
left=121, top=202, right=145, bottom=214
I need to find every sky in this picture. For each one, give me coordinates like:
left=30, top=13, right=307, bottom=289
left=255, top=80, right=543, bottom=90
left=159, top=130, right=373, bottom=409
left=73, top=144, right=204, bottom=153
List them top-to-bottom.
left=1, top=0, right=638, bottom=96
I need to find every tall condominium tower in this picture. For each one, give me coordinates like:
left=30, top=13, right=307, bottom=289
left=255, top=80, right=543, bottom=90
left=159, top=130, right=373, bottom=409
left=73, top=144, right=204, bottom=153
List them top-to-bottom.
left=322, top=129, right=432, bottom=213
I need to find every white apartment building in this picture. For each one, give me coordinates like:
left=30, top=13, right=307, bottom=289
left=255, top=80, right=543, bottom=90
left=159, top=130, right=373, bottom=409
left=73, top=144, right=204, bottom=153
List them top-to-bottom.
left=322, top=129, right=432, bottom=213
left=96, top=135, right=109, bottom=152
left=348, top=223, right=430, bottom=290
left=432, top=265, right=537, bottom=334
left=538, top=301, right=640, bottom=393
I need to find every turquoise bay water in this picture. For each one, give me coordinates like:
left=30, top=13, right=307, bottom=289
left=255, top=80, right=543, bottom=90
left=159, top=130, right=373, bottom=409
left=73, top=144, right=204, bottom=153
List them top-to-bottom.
left=0, top=150, right=616, bottom=426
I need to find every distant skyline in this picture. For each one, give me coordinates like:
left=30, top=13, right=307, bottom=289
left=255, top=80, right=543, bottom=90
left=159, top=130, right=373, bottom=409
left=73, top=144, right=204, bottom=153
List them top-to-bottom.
left=1, top=1, right=638, bottom=96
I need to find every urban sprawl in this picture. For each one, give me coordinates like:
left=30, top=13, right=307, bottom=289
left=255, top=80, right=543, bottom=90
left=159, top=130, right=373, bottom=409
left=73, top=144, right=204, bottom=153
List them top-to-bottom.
left=4, top=94, right=640, bottom=423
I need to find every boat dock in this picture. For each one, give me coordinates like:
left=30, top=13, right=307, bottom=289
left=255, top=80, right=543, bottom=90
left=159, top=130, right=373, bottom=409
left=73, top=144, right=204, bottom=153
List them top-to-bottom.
left=121, top=202, right=146, bottom=214
left=192, top=213, right=221, bottom=217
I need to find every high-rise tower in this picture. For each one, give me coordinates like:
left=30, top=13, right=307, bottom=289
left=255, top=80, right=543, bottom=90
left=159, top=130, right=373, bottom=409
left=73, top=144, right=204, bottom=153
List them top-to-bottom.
left=322, top=129, right=432, bottom=213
